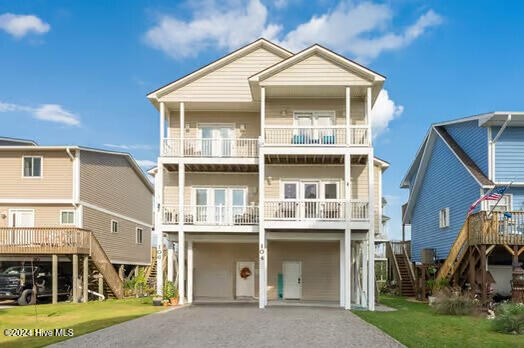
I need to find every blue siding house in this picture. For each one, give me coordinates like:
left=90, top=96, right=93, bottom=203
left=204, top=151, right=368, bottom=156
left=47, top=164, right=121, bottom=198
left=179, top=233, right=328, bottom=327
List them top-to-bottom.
left=401, top=112, right=524, bottom=262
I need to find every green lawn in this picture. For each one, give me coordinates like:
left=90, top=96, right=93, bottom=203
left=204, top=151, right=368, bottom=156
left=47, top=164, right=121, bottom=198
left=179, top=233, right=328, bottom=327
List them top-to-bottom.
left=354, top=296, right=521, bottom=348
left=0, top=297, right=166, bottom=347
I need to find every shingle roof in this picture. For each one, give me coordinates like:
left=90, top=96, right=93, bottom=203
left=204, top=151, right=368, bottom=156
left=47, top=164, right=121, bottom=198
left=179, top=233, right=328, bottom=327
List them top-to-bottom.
left=434, top=126, right=494, bottom=186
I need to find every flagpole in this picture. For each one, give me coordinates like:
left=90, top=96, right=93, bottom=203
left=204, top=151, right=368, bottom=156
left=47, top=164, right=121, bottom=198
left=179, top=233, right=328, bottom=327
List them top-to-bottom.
left=487, top=181, right=513, bottom=218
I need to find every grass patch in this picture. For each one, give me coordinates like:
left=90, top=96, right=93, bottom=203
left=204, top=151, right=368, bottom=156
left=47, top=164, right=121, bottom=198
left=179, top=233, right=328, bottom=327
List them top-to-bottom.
left=353, top=295, right=522, bottom=348
left=0, top=297, right=166, bottom=347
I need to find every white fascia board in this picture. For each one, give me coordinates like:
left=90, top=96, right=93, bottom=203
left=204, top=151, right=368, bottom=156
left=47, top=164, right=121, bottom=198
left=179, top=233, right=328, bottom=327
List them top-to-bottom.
left=250, top=45, right=385, bottom=83
left=400, top=129, right=431, bottom=188
left=402, top=129, right=436, bottom=224
left=262, top=146, right=351, bottom=155
left=0, top=198, right=74, bottom=204
left=264, top=220, right=348, bottom=230
left=267, top=232, right=343, bottom=240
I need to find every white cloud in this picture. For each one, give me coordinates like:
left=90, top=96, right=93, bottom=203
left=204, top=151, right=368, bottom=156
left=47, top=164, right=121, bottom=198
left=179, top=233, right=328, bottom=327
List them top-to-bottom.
left=144, top=0, right=281, bottom=59
left=274, top=0, right=288, bottom=8
left=144, top=1, right=442, bottom=62
left=0, top=13, right=50, bottom=38
left=371, top=89, right=404, bottom=137
left=0, top=101, right=80, bottom=126
left=33, top=104, right=80, bottom=126
left=103, top=144, right=153, bottom=150
left=136, top=159, right=156, bottom=168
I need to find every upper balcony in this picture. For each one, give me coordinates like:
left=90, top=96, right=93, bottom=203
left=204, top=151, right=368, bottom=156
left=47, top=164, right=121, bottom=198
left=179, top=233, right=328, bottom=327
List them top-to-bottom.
left=264, top=125, right=368, bottom=147
left=162, top=138, right=258, bottom=158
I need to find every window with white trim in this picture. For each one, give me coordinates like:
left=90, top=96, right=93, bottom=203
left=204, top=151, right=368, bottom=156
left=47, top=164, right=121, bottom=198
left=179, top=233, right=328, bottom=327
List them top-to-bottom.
left=23, top=156, right=42, bottom=177
left=486, top=194, right=512, bottom=212
left=439, top=208, right=450, bottom=228
left=60, top=211, right=75, bottom=225
left=111, top=220, right=118, bottom=233
left=136, top=227, right=143, bottom=244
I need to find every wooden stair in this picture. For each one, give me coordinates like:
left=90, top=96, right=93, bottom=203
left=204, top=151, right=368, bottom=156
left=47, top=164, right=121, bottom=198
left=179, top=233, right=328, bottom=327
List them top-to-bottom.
left=88, top=235, right=123, bottom=299
left=387, top=241, right=416, bottom=297
left=144, top=247, right=168, bottom=289
left=396, top=253, right=416, bottom=297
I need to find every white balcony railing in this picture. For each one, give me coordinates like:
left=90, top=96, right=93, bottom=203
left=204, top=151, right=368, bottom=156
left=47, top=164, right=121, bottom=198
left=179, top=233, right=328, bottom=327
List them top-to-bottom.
left=264, top=126, right=346, bottom=146
left=349, top=126, right=369, bottom=146
left=162, top=138, right=258, bottom=157
left=350, top=199, right=369, bottom=220
left=264, top=200, right=347, bottom=221
left=163, top=205, right=259, bottom=225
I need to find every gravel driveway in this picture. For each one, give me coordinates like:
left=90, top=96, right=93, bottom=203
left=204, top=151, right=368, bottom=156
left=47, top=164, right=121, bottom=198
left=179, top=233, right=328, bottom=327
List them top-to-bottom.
left=52, top=303, right=403, bottom=348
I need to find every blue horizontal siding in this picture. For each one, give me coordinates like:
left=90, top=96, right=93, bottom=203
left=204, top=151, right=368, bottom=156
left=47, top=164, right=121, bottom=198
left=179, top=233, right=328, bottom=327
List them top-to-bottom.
left=444, top=120, right=488, bottom=176
left=494, top=127, right=524, bottom=182
left=411, top=135, right=481, bottom=262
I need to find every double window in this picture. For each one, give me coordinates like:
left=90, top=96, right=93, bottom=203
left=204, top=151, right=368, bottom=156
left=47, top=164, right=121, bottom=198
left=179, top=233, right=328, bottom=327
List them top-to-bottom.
left=23, top=156, right=42, bottom=177
left=282, top=181, right=339, bottom=200
left=486, top=194, right=512, bottom=212
left=60, top=211, right=75, bottom=225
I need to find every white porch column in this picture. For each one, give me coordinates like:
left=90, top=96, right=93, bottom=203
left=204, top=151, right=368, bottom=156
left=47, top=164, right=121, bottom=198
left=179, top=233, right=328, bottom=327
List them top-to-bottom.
left=258, top=86, right=267, bottom=309
left=345, top=86, right=351, bottom=145
left=260, top=87, right=265, bottom=143
left=366, top=87, right=372, bottom=146
left=159, top=102, right=165, bottom=154
left=179, top=102, right=185, bottom=155
left=367, top=150, right=375, bottom=310
left=344, top=152, right=351, bottom=309
left=178, top=162, right=185, bottom=304
left=156, top=163, right=164, bottom=296
left=339, top=239, right=344, bottom=307
left=187, top=240, right=193, bottom=303
left=167, top=244, right=174, bottom=282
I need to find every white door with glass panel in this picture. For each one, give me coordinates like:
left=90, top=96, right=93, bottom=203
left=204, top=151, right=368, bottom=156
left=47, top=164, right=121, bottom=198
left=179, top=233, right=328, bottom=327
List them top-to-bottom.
left=294, top=112, right=335, bottom=144
left=200, top=125, right=234, bottom=157
left=282, top=182, right=298, bottom=219
left=302, top=182, right=319, bottom=219
left=322, top=182, right=339, bottom=219
left=194, top=188, right=246, bottom=224
left=8, top=209, right=35, bottom=244
left=283, top=261, right=302, bottom=299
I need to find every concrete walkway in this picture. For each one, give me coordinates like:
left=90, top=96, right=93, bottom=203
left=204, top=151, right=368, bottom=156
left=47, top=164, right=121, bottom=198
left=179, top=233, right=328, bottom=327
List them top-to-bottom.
left=52, top=303, right=403, bottom=348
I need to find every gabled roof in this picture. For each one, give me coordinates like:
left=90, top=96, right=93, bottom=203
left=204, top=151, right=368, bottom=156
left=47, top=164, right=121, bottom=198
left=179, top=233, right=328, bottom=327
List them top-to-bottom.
left=147, top=38, right=292, bottom=104
left=249, top=44, right=385, bottom=83
left=401, top=123, right=494, bottom=223
left=0, top=136, right=37, bottom=146
left=0, top=145, right=154, bottom=193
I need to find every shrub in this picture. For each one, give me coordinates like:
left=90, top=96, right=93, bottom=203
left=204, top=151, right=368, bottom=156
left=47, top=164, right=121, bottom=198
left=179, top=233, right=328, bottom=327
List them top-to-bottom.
left=426, top=278, right=449, bottom=295
left=163, top=281, right=178, bottom=300
left=432, top=289, right=479, bottom=315
left=492, top=303, right=524, bottom=335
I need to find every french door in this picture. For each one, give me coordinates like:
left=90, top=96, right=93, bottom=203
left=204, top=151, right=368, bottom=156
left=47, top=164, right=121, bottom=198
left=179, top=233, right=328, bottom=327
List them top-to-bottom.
left=294, top=112, right=335, bottom=143
left=200, top=125, right=234, bottom=157
left=194, top=188, right=246, bottom=224
left=8, top=209, right=35, bottom=244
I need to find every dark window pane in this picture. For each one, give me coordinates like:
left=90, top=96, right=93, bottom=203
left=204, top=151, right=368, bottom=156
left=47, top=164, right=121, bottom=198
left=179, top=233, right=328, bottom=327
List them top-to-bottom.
left=32, top=157, right=41, bottom=176
left=325, top=183, right=337, bottom=199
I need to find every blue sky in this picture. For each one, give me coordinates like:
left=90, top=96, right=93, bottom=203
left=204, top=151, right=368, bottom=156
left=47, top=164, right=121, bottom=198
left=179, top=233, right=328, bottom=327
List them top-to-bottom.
left=1, top=1, right=523, bottom=240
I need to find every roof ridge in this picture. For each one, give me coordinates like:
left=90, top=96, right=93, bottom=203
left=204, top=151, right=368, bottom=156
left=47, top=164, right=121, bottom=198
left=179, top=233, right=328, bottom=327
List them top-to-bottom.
left=434, top=126, right=493, bottom=186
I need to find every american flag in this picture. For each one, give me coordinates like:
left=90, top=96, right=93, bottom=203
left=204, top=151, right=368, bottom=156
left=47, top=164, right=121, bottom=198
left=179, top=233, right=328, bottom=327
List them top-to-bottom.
left=467, top=186, right=507, bottom=215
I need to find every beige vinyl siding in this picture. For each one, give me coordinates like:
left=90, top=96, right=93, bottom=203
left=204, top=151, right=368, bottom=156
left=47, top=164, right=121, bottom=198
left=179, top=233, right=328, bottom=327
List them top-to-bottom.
left=164, top=48, right=284, bottom=102
left=262, top=54, right=369, bottom=85
left=265, top=98, right=365, bottom=126
left=168, top=111, right=260, bottom=139
left=0, top=150, right=72, bottom=199
left=79, top=150, right=153, bottom=224
left=265, top=165, right=345, bottom=199
left=164, top=173, right=258, bottom=206
left=0, top=205, right=74, bottom=227
left=83, top=206, right=151, bottom=265
left=267, top=241, right=340, bottom=301
left=193, top=242, right=258, bottom=299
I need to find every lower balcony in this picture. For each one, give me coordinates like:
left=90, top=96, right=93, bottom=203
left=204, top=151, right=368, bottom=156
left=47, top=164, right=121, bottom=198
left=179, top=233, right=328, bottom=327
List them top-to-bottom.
left=163, top=205, right=259, bottom=226
left=0, top=227, right=91, bottom=254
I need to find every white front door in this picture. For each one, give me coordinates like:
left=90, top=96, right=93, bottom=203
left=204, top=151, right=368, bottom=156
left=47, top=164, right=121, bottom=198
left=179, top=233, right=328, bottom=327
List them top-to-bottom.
left=201, top=126, right=233, bottom=157
left=236, top=261, right=255, bottom=298
left=283, top=261, right=302, bottom=299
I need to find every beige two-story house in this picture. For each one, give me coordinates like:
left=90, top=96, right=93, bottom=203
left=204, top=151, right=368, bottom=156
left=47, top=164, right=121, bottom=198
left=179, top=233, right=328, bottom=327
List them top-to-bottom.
left=148, top=39, right=388, bottom=310
left=0, top=141, right=154, bottom=273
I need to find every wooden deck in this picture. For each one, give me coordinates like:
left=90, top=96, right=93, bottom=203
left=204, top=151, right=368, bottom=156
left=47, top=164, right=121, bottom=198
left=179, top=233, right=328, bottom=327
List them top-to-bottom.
left=468, top=211, right=524, bottom=245
left=0, top=227, right=91, bottom=255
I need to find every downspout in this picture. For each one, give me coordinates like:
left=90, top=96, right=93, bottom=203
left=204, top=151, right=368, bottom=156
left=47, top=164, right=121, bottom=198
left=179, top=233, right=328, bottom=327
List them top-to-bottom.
left=66, top=147, right=78, bottom=209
